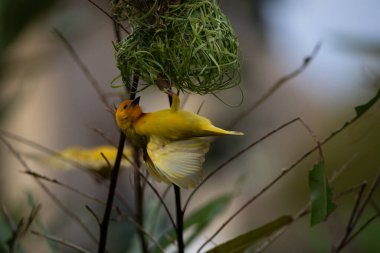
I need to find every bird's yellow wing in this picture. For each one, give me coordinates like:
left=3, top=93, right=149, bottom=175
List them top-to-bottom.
left=146, top=136, right=210, bottom=188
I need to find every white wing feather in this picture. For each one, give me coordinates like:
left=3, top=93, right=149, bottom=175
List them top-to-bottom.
left=147, top=136, right=210, bottom=188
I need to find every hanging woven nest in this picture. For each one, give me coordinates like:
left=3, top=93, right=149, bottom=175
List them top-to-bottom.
left=113, top=0, right=240, bottom=95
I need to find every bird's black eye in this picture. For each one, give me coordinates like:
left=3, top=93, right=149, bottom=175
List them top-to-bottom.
left=123, top=104, right=128, bottom=110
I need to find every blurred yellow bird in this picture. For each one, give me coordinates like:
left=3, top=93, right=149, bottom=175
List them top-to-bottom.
left=115, top=95, right=243, bottom=188
left=35, top=145, right=132, bottom=180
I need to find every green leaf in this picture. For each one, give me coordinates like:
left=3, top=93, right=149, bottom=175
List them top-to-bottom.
left=355, top=86, right=380, bottom=117
left=309, top=160, right=336, bottom=226
left=152, top=194, right=233, bottom=253
left=184, top=194, right=233, bottom=245
left=205, top=215, right=293, bottom=253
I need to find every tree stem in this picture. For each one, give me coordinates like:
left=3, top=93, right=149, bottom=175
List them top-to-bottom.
left=98, top=132, right=126, bottom=253
left=134, top=148, right=148, bottom=253
left=174, top=185, right=184, bottom=253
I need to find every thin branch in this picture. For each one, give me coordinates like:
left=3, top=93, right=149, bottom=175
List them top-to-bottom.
left=83, top=0, right=129, bottom=33
left=113, top=17, right=123, bottom=43
left=97, top=20, right=134, bottom=252
left=52, top=28, right=111, bottom=110
left=229, top=42, right=322, bottom=128
left=97, top=65, right=146, bottom=253
left=197, top=97, right=376, bottom=251
left=196, top=99, right=206, bottom=115
left=184, top=117, right=301, bottom=213
left=86, top=126, right=116, bottom=146
left=0, top=129, right=85, bottom=169
left=98, top=132, right=126, bottom=253
left=0, top=135, right=99, bottom=245
left=254, top=146, right=369, bottom=253
left=133, top=150, right=148, bottom=253
left=100, top=152, right=112, bottom=170
left=329, top=154, right=359, bottom=183
left=197, top=166, right=290, bottom=253
left=334, top=167, right=380, bottom=252
left=351, top=167, right=380, bottom=227
left=22, top=170, right=106, bottom=205
left=137, top=170, right=176, bottom=231
left=255, top=181, right=368, bottom=253
left=333, top=183, right=367, bottom=252
left=149, top=185, right=172, bottom=235
left=174, top=185, right=184, bottom=253
left=347, top=185, right=368, bottom=230
left=370, top=201, right=380, bottom=218
left=9, top=205, right=41, bottom=253
left=86, top=205, right=101, bottom=225
left=344, top=210, right=380, bottom=247
left=120, top=213, right=165, bottom=253
left=32, top=230, right=91, bottom=253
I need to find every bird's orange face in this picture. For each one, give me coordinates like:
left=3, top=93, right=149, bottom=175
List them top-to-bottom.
left=115, top=98, right=143, bottom=130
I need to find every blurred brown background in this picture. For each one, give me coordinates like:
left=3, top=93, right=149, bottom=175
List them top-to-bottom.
left=1, top=0, right=380, bottom=252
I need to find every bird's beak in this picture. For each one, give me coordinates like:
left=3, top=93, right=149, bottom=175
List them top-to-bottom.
left=131, top=96, right=140, bottom=107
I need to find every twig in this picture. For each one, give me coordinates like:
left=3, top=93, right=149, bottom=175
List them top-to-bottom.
left=84, top=0, right=129, bottom=33
left=113, top=17, right=123, bottom=44
left=97, top=21, right=136, bottom=253
left=52, top=28, right=111, bottom=110
left=97, top=39, right=146, bottom=252
left=229, top=42, right=322, bottom=128
left=197, top=96, right=376, bottom=252
left=196, top=99, right=206, bottom=115
left=184, top=117, right=299, bottom=214
left=86, top=126, right=116, bottom=146
left=0, top=129, right=85, bottom=169
left=98, top=132, right=126, bottom=253
left=0, top=135, right=99, bottom=245
left=133, top=149, right=148, bottom=253
left=329, top=154, right=359, bottom=183
left=197, top=167, right=291, bottom=253
left=334, top=167, right=380, bottom=252
left=351, top=168, right=380, bottom=227
left=22, top=170, right=106, bottom=205
left=137, top=171, right=176, bottom=231
left=255, top=182, right=368, bottom=253
left=333, top=183, right=367, bottom=252
left=149, top=185, right=172, bottom=235
left=174, top=185, right=184, bottom=253
left=370, top=201, right=380, bottom=217
left=8, top=204, right=41, bottom=253
left=86, top=205, right=101, bottom=225
left=345, top=210, right=380, bottom=246
left=120, top=213, right=165, bottom=253
left=32, top=230, right=91, bottom=253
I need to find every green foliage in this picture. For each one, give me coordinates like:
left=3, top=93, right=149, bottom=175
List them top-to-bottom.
left=114, top=0, right=240, bottom=95
left=355, top=85, right=380, bottom=117
left=309, top=160, right=336, bottom=226
left=152, top=193, right=233, bottom=252
left=0, top=211, right=12, bottom=252
left=205, top=215, right=293, bottom=253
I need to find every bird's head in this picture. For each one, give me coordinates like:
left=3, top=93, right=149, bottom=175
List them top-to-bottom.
left=115, top=97, right=143, bottom=129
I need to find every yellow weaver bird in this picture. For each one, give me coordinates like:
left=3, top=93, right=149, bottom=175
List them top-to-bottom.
left=115, top=95, right=243, bottom=188
left=35, top=145, right=132, bottom=180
